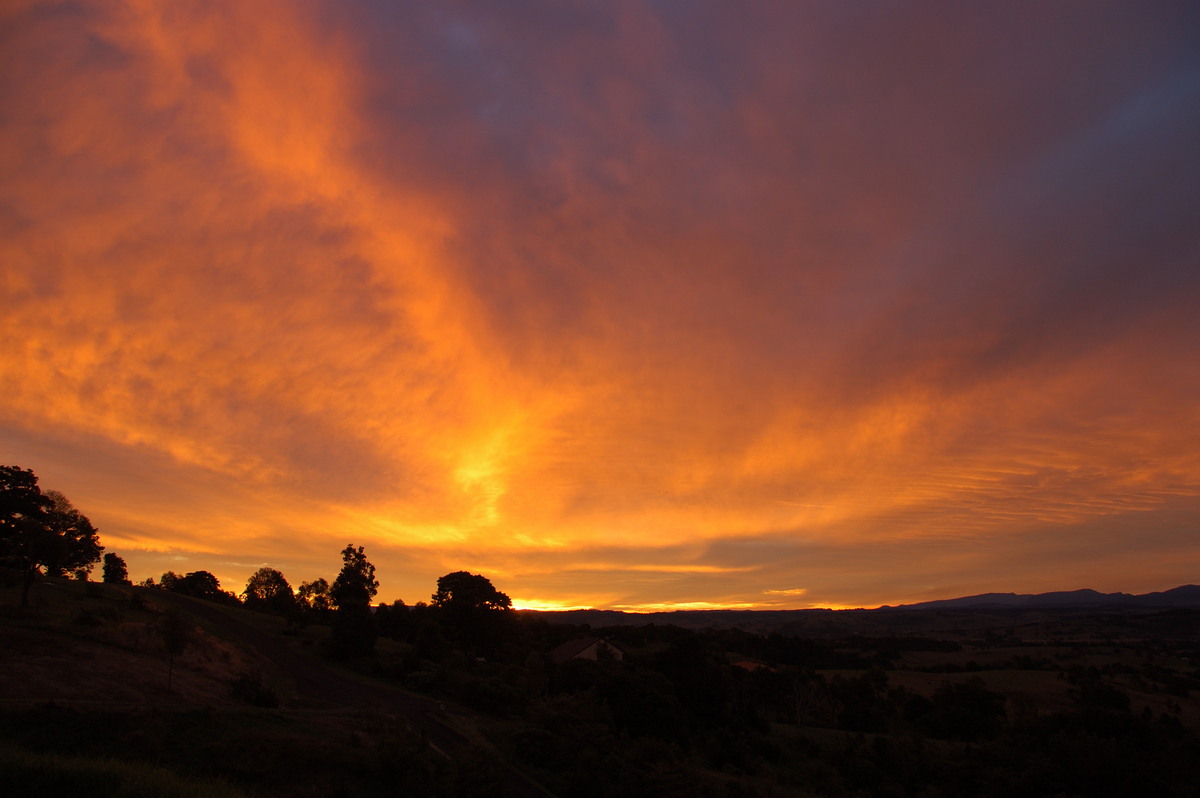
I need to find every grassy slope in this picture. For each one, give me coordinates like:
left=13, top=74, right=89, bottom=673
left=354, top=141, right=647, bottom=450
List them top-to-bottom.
left=0, top=577, right=460, bottom=797
left=0, top=579, right=262, bottom=707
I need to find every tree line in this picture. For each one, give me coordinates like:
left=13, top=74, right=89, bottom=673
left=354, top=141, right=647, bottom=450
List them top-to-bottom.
left=0, top=463, right=524, bottom=712
left=2, top=465, right=512, bottom=658
left=143, top=547, right=513, bottom=659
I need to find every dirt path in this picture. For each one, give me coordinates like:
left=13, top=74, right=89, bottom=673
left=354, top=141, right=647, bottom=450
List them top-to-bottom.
left=146, top=590, right=550, bottom=797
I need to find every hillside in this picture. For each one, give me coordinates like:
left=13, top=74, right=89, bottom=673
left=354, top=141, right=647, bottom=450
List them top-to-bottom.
left=0, top=576, right=543, bottom=797
left=5, top=576, right=1200, bottom=797
left=878, top=584, right=1200, bottom=611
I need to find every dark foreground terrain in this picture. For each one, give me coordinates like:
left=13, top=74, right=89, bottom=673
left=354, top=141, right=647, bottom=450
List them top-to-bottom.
left=3, top=577, right=1199, bottom=797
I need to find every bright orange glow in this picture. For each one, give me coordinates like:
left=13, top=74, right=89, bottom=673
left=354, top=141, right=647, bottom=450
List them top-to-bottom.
left=3, top=1, right=1199, bottom=611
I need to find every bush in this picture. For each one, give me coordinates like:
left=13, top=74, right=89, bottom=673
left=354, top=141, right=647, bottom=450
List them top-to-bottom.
left=229, top=671, right=279, bottom=708
left=915, top=677, right=1007, bottom=741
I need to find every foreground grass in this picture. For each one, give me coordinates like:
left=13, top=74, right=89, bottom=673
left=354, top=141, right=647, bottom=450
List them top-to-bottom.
left=0, top=702, right=462, bottom=797
left=0, top=739, right=251, bottom=797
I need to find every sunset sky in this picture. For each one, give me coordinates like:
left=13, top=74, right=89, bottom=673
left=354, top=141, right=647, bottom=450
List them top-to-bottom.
left=3, top=1, right=1199, bottom=611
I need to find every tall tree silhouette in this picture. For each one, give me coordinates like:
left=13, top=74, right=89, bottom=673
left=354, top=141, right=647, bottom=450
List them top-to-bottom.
left=330, top=544, right=378, bottom=657
left=331, top=544, right=378, bottom=608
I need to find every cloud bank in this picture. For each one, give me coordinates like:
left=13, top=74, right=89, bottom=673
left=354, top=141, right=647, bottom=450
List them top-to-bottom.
left=3, top=0, right=1199, bottom=608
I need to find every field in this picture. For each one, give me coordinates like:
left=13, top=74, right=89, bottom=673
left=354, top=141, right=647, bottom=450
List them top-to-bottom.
left=3, top=574, right=1200, bottom=796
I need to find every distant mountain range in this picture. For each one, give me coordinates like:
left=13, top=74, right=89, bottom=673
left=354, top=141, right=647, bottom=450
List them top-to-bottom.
left=877, top=584, right=1200, bottom=611
left=527, top=585, right=1200, bottom=635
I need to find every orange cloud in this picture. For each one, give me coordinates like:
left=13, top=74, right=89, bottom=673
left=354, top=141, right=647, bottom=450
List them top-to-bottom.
left=2, top=1, right=1198, bottom=610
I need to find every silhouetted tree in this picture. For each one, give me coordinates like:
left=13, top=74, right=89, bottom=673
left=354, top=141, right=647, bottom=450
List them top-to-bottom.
left=0, top=466, right=103, bottom=606
left=0, top=466, right=49, bottom=607
left=41, top=491, right=103, bottom=579
left=330, top=544, right=378, bottom=657
left=331, top=544, right=378, bottom=609
left=102, top=552, right=129, bottom=584
left=242, top=567, right=295, bottom=614
left=163, top=570, right=238, bottom=605
left=179, top=570, right=221, bottom=599
left=431, top=571, right=512, bottom=612
left=431, top=571, right=513, bottom=657
left=297, top=577, right=333, bottom=612
left=375, top=599, right=412, bottom=640
left=829, top=668, right=891, bottom=733
left=1071, top=676, right=1132, bottom=715
left=913, top=677, right=1007, bottom=741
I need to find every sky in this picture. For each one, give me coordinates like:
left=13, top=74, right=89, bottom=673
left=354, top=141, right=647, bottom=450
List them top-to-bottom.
left=3, top=1, right=1199, bottom=611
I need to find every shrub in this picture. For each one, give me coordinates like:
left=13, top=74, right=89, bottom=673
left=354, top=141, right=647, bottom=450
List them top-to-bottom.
left=229, top=671, right=279, bottom=708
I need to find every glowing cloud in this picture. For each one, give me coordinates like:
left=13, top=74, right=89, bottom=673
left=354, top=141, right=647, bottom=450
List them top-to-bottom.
left=2, top=1, right=1198, bottom=609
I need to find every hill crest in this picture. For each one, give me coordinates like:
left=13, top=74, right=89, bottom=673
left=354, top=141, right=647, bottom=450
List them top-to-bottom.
left=522, top=584, right=1200, bottom=635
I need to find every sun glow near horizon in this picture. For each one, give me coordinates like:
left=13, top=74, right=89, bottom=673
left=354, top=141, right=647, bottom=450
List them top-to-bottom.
left=3, top=0, right=1199, bottom=611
